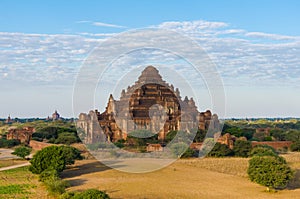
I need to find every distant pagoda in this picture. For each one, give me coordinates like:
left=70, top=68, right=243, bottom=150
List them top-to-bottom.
left=77, top=66, right=219, bottom=143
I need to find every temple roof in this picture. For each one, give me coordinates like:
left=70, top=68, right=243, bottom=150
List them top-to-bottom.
left=136, top=65, right=165, bottom=85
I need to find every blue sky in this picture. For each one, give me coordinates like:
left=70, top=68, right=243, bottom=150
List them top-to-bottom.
left=0, top=1, right=300, bottom=118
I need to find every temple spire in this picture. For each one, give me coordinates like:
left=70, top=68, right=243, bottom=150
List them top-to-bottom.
left=136, top=66, right=164, bottom=84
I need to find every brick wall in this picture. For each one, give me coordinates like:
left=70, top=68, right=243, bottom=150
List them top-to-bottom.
left=29, top=140, right=54, bottom=150
left=251, top=141, right=293, bottom=150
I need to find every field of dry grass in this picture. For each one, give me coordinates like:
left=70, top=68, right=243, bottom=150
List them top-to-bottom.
left=0, top=153, right=299, bottom=198
left=61, top=154, right=300, bottom=199
left=0, top=160, right=28, bottom=168
left=0, top=166, right=50, bottom=199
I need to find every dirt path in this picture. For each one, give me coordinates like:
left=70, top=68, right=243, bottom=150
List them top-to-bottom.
left=0, top=148, right=19, bottom=160
left=0, top=162, right=30, bottom=171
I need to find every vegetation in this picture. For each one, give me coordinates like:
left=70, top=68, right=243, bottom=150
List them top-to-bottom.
left=127, top=130, right=159, bottom=147
left=0, top=138, right=20, bottom=148
left=233, top=140, right=252, bottom=157
left=290, top=141, right=300, bottom=152
left=170, top=142, right=189, bottom=157
left=208, top=143, right=234, bottom=157
left=247, top=144, right=294, bottom=191
left=29, top=145, right=82, bottom=174
left=250, top=145, right=278, bottom=157
left=11, top=146, right=32, bottom=159
left=248, top=156, right=294, bottom=190
left=43, top=173, right=69, bottom=196
left=0, top=184, right=32, bottom=194
left=60, top=189, right=110, bottom=199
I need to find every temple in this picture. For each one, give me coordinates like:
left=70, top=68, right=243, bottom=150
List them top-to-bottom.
left=77, top=66, right=219, bottom=144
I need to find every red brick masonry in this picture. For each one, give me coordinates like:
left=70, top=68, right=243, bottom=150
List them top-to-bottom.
left=251, top=141, right=293, bottom=150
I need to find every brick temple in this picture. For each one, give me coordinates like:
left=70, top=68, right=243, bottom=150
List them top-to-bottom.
left=77, top=66, right=219, bottom=143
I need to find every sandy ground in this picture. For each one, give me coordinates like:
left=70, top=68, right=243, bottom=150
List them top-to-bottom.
left=0, top=148, right=19, bottom=160
left=61, top=158, right=300, bottom=199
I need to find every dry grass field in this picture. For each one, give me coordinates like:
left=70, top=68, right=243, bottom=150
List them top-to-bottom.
left=0, top=154, right=299, bottom=198
left=61, top=154, right=300, bottom=199
left=0, top=160, right=27, bottom=168
left=0, top=166, right=49, bottom=199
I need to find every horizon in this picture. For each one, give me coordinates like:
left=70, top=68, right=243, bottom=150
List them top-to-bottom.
left=0, top=1, right=300, bottom=118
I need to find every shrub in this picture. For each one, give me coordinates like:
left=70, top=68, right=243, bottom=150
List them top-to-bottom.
left=193, top=129, right=206, bottom=142
left=127, top=130, right=159, bottom=146
left=54, top=132, right=78, bottom=145
left=0, top=138, right=20, bottom=148
left=114, top=139, right=125, bottom=148
left=233, top=140, right=252, bottom=157
left=290, top=141, right=300, bottom=152
left=170, top=142, right=189, bottom=157
left=208, top=143, right=234, bottom=157
left=29, top=145, right=81, bottom=174
left=60, top=145, right=83, bottom=165
left=12, top=146, right=32, bottom=159
left=29, top=146, right=66, bottom=174
left=250, top=146, right=278, bottom=157
left=181, top=147, right=195, bottom=158
left=248, top=156, right=294, bottom=190
left=39, top=169, right=59, bottom=182
left=44, top=176, right=69, bottom=195
left=73, top=189, right=110, bottom=199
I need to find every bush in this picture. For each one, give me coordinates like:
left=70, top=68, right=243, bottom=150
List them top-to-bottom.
left=193, top=129, right=206, bottom=142
left=127, top=130, right=159, bottom=146
left=54, top=132, right=78, bottom=145
left=0, top=138, right=20, bottom=148
left=114, top=139, right=125, bottom=148
left=233, top=140, right=252, bottom=157
left=290, top=141, right=300, bottom=152
left=170, top=142, right=189, bottom=157
left=208, top=143, right=234, bottom=157
left=29, top=145, right=81, bottom=174
left=60, top=145, right=83, bottom=165
left=12, top=146, right=32, bottom=159
left=250, top=146, right=278, bottom=157
left=181, top=147, right=195, bottom=158
left=248, top=156, right=294, bottom=190
left=39, top=169, right=59, bottom=182
left=44, top=176, right=69, bottom=195
left=73, top=189, right=110, bottom=199
left=60, top=192, right=76, bottom=199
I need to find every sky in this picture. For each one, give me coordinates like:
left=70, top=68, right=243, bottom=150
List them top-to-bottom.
left=0, top=0, right=300, bottom=118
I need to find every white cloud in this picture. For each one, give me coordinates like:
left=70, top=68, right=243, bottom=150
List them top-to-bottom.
left=0, top=19, right=300, bottom=89
left=76, top=20, right=126, bottom=28
left=92, top=22, right=126, bottom=28
left=245, top=32, right=299, bottom=41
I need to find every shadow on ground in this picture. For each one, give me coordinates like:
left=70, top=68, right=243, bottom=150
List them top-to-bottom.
left=61, top=160, right=125, bottom=179
left=287, top=169, right=300, bottom=190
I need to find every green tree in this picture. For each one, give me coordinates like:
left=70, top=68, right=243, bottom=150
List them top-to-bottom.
left=223, top=126, right=242, bottom=137
left=240, top=128, right=255, bottom=140
left=193, top=129, right=206, bottom=142
left=270, top=129, right=286, bottom=141
left=127, top=130, right=159, bottom=146
left=286, top=130, right=300, bottom=142
left=54, top=132, right=78, bottom=145
left=233, top=140, right=252, bottom=157
left=290, top=141, right=300, bottom=152
left=170, top=142, right=189, bottom=157
left=208, top=143, right=234, bottom=157
left=29, top=145, right=81, bottom=174
left=60, top=145, right=83, bottom=165
left=250, top=145, right=278, bottom=157
left=12, top=146, right=32, bottom=159
left=248, top=156, right=294, bottom=190
left=60, top=189, right=110, bottom=199
left=73, top=189, right=110, bottom=199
